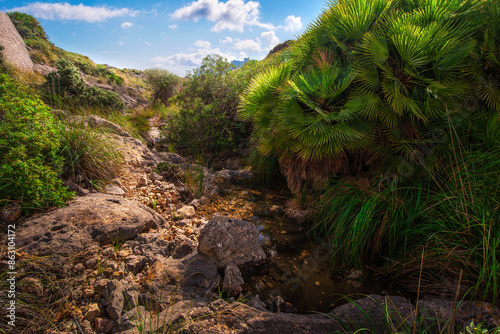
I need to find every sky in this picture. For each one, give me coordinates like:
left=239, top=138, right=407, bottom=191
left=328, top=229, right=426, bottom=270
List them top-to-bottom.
left=1, top=0, right=327, bottom=76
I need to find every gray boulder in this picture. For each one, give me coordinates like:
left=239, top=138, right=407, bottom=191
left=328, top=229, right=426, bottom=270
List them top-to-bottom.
left=18, top=193, right=166, bottom=255
left=198, top=214, right=266, bottom=269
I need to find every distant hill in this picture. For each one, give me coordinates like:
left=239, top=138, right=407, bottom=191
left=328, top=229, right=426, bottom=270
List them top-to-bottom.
left=230, top=58, right=250, bottom=68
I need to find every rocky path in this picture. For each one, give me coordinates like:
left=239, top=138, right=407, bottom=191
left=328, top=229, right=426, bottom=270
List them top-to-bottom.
left=2, top=115, right=499, bottom=334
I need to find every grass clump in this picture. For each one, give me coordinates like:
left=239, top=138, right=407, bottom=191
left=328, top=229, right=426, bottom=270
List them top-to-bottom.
left=0, top=74, right=73, bottom=210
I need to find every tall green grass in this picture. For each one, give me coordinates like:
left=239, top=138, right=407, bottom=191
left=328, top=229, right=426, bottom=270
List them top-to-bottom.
left=312, top=144, right=500, bottom=302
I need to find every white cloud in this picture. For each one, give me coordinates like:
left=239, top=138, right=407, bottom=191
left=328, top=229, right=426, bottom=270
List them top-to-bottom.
left=171, top=0, right=274, bottom=32
left=10, top=2, right=135, bottom=22
left=283, top=15, right=302, bottom=32
left=121, top=22, right=133, bottom=29
left=169, top=23, right=179, bottom=29
left=260, top=31, right=279, bottom=47
left=220, top=36, right=234, bottom=45
left=234, top=38, right=262, bottom=52
left=194, top=40, right=211, bottom=49
left=118, top=41, right=126, bottom=46
left=145, top=41, right=153, bottom=46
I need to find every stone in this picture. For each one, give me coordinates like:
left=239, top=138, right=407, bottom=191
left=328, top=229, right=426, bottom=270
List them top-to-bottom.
left=0, top=12, right=34, bottom=72
left=160, top=152, right=186, bottom=164
left=149, top=171, right=163, bottom=181
left=138, top=174, right=148, bottom=187
left=104, top=185, right=126, bottom=196
left=17, top=193, right=166, bottom=255
left=0, top=203, right=21, bottom=223
left=177, top=206, right=196, bottom=219
left=198, top=214, right=266, bottom=269
left=171, top=234, right=196, bottom=259
left=142, top=254, right=220, bottom=301
left=124, top=255, right=146, bottom=274
left=73, top=263, right=85, bottom=274
left=222, top=263, right=244, bottom=296
left=19, top=277, right=43, bottom=297
left=106, top=280, right=125, bottom=320
left=124, top=290, right=140, bottom=310
left=329, top=294, right=415, bottom=333
left=247, top=295, right=269, bottom=312
left=273, top=296, right=297, bottom=313
left=419, top=298, right=500, bottom=331
left=182, top=299, right=341, bottom=333
left=84, top=303, right=100, bottom=321
left=118, top=306, right=151, bottom=331
left=94, top=318, right=115, bottom=334
left=80, top=319, right=95, bottom=334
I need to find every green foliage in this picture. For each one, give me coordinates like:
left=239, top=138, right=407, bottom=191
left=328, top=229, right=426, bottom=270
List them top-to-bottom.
left=240, top=0, right=499, bottom=191
left=7, top=12, right=46, bottom=41
left=164, top=55, right=273, bottom=161
left=45, top=60, right=125, bottom=111
left=144, top=68, right=179, bottom=105
left=0, top=74, right=73, bottom=209
left=312, top=142, right=500, bottom=302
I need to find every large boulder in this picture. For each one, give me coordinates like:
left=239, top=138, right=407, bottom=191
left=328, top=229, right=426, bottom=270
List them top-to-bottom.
left=0, top=12, right=34, bottom=72
left=18, top=193, right=167, bottom=255
left=198, top=214, right=266, bottom=269
left=141, top=254, right=220, bottom=301
left=182, top=299, right=342, bottom=334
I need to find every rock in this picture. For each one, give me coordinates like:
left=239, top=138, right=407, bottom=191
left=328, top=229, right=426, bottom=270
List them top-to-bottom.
left=0, top=12, right=34, bottom=72
left=159, top=152, right=186, bottom=164
left=149, top=172, right=163, bottom=181
left=138, top=174, right=148, bottom=187
left=64, top=180, right=90, bottom=196
left=104, top=184, right=126, bottom=196
left=17, top=193, right=166, bottom=255
left=0, top=203, right=21, bottom=223
left=177, top=206, right=195, bottom=219
left=198, top=214, right=266, bottom=269
left=171, top=234, right=196, bottom=259
left=142, top=254, right=220, bottom=301
left=124, top=255, right=146, bottom=274
left=73, top=263, right=85, bottom=274
left=222, top=263, right=244, bottom=296
left=19, top=277, right=43, bottom=297
left=106, top=280, right=125, bottom=320
left=124, top=290, right=140, bottom=310
left=329, top=294, right=415, bottom=333
left=247, top=295, right=269, bottom=312
left=273, top=296, right=297, bottom=313
left=419, top=298, right=500, bottom=331
left=182, top=299, right=341, bottom=333
left=84, top=303, right=100, bottom=321
left=118, top=306, right=151, bottom=331
left=94, top=318, right=115, bottom=334
left=81, top=319, right=96, bottom=334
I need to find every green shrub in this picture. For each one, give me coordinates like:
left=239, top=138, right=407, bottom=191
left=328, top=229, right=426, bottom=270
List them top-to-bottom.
left=7, top=12, right=47, bottom=41
left=164, top=55, right=273, bottom=161
left=45, top=60, right=125, bottom=111
left=144, top=68, right=179, bottom=105
left=0, top=74, right=72, bottom=209
left=78, top=86, right=125, bottom=110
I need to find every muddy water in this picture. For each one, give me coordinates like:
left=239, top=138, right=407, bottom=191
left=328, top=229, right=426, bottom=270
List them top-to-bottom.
left=196, top=178, right=388, bottom=313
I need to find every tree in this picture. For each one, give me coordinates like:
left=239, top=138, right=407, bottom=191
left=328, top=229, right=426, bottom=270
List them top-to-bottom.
left=143, top=68, right=179, bottom=105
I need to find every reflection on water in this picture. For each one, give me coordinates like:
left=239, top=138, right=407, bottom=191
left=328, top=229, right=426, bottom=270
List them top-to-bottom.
left=196, top=179, right=386, bottom=313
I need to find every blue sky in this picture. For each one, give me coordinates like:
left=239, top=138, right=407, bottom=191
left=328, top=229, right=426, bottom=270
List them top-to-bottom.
left=1, top=0, right=326, bottom=76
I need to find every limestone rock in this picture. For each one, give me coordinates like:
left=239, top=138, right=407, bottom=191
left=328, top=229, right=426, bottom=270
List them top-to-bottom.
left=0, top=12, right=34, bottom=72
left=104, top=184, right=126, bottom=196
left=18, top=193, right=166, bottom=255
left=0, top=203, right=21, bottom=223
left=177, top=206, right=195, bottom=219
left=198, top=214, right=266, bottom=269
left=124, top=255, right=146, bottom=274
left=222, top=263, right=244, bottom=296
left=106, top=280, right=125, bottom=320
left=84, top=303, right=100, bottom=321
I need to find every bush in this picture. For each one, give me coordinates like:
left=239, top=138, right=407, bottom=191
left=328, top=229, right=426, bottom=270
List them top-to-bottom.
left=164, top=55, right=272, bottom=161
left=45, top=60, right=125, bottom=111
left=144, top=68, right=179, bottom=105
left=0, top=74, right=72, bottom=209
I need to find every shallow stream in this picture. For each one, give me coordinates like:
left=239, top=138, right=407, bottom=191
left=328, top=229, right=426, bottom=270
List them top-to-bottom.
left=196, top=177, right=389, bottom=313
